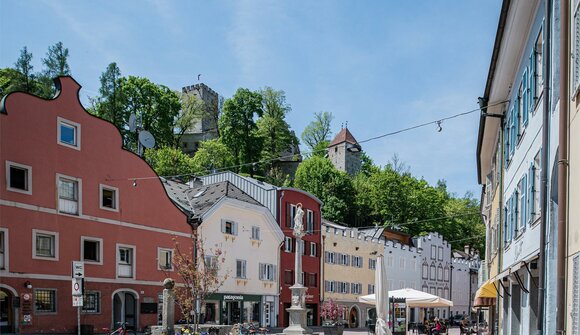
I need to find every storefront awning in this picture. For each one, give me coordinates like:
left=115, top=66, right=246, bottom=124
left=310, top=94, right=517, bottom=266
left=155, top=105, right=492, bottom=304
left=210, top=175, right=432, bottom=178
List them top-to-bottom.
left=473, top=280, right=497, bottom=307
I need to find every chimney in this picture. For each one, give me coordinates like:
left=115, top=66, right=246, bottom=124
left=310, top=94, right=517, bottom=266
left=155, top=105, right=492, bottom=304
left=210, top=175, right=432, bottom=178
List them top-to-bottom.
left=464, top=244, right=470, bottom=255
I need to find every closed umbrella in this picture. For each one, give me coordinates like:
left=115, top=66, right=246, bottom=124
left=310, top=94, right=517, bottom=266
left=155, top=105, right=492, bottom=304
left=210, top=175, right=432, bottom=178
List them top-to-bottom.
left=375, top=255, right=392, bottom=335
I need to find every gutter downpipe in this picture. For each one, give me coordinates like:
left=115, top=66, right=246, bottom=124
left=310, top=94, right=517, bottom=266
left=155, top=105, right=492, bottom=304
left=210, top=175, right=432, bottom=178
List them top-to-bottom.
left=538, top=0, right=552, bottom=334
left=557, top=0, right=569, bottom=333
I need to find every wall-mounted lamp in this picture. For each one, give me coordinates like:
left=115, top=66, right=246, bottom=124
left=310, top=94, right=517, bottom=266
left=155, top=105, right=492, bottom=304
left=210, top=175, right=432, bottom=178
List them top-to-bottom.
left=24, top=281, right=32, bottom=289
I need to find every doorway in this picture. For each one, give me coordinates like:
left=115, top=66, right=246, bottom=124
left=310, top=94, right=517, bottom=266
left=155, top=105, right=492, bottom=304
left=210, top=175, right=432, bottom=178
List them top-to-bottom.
left=0, top=288, right=14, bottom=333
left=113, top=291, right=138, bottom=330
left=223, top=301, right=241, bottom=325
left=349, top=306, right=359, bottom=328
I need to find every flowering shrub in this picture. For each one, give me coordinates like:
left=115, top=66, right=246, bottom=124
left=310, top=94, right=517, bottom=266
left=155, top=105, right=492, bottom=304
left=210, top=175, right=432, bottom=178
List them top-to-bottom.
left=321, top=299, right=341, bottom=325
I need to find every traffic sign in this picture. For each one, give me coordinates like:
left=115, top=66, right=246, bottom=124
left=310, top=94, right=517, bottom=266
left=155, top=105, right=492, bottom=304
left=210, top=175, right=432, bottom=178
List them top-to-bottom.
left=72, top=261, right=84, bottom=278
left=72, top=278, right=83, bottom=296
left=73, top=296, right=83, bottom=307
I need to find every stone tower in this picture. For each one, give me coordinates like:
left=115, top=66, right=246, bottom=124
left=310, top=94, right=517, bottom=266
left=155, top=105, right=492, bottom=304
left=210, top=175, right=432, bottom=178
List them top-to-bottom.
left=179, top=83, right=221, bottom=156
left=327, top=127, right=362, bottom=175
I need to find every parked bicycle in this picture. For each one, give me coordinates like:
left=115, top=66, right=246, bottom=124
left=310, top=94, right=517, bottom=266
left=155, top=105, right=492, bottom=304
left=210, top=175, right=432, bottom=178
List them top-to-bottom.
left=102, top=322, right=136, bottom=335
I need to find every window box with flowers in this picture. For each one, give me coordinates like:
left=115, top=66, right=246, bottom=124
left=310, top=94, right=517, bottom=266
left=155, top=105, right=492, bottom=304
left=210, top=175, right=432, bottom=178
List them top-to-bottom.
left=321, top=299, right=345, bottom=335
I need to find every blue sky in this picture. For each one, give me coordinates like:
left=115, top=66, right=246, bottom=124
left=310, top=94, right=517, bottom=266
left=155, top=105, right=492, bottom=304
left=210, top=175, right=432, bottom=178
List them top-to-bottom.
left=0, top=0, right=501, bottom=197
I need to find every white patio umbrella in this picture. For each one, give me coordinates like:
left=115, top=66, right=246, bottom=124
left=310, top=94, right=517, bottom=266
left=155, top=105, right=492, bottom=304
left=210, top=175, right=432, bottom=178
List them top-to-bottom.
left=375, top=255, right=393, bottom=335
left=359, top=288, right=454, bottom=308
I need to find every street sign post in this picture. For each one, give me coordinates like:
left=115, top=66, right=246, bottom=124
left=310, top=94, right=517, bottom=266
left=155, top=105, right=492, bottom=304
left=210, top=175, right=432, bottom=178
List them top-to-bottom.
left=72, top=261, right=84, bottom=335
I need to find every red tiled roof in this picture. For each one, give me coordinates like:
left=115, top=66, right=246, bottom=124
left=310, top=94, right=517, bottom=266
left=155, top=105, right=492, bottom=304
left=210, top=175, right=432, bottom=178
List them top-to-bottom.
left=328, top=127, right=359, bottom=147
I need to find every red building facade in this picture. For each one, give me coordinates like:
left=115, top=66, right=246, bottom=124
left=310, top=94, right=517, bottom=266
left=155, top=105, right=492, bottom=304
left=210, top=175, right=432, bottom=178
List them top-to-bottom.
left=0, top=77, right=192, bottom=333
left=277, top=189, right=322, bottom=327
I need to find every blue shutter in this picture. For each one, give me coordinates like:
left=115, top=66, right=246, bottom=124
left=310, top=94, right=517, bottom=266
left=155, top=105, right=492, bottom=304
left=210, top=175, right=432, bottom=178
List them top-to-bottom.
left=530, top=50, right=536, bottom=108
left=523, top=68, right=529, bottom=126
left=515, top=97, right=521, bottom=141
left=510, top=108, right=516, bottom=155
left=504, top=120, right=510, bottom=164
left=530, top=163, right=537, bottom=222
left=521, top=174, right=528, bottom=230
left=514, top=190, right=519, bottom=235
left=504, top=206, right=509, bottom=245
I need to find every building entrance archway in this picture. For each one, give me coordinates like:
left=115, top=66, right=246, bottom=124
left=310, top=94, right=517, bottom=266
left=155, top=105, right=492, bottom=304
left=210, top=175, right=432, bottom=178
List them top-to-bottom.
left=0, top=287, right=15, bottom=333
left=112, top=291, right=138, bottom=330
left=349, top=306, right=359, bottom=328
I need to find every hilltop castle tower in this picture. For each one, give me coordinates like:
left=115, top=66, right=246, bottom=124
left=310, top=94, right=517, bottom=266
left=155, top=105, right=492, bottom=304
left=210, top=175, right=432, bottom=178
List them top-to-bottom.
left=327, top=127, right=362, bottom=175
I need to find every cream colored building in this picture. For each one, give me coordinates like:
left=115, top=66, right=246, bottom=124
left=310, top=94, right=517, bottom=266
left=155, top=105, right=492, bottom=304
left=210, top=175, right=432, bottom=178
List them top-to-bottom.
left=164, top=179, right=284, bottom=327
left=322, top=220, right=385, bottom=328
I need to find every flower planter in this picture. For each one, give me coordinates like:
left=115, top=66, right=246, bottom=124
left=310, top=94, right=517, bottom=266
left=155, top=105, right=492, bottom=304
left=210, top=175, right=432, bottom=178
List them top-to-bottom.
left=322, top=324, right=345, bottom=335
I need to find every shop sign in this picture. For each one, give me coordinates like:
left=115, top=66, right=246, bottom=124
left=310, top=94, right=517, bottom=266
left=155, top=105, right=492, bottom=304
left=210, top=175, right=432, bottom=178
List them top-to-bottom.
left=224, top=295, right=244, bottom=301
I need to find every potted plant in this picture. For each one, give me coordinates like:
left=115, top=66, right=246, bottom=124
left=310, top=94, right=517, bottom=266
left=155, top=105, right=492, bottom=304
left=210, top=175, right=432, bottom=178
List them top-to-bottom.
left=321, top=299, right=344, bottom=335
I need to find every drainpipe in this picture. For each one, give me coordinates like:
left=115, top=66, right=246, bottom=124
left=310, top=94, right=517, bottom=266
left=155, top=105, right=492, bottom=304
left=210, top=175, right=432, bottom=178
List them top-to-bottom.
left=537, top=0, right=552, bottom=333
left=556, top=0, right=569, bottom=333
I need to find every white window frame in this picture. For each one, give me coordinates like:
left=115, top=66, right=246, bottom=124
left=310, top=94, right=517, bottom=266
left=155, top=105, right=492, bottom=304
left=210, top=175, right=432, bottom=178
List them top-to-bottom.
left=57, top=117, right=81, bottom=150
left=5, top=161, right=32, bottom=195
left=56, top=173, right=82, bottom=216
left=99, top=184, right=119, bottom=212
left=290, top=204, right=297, bottom=228
left=306, top=210, right=314, bottom=233
left=221, top=219, right=238, bottom=236
left=251, top=226, right=261, bottom=240
left=0, top=228, right=8, bottom=271
left=32, top=229, right=59, bottom=261
left=81, top=236, right=103, bottom=265
left=284, top=236, right=293, bottom=252
left=309, top=242, right=317, bottom=257
left=116, top=244, right=136, bottom=279
left=431, top=246, right=437, bottom=260
left=438, top=246, right=444, bottom=261
left=158, top=247, right=173, bottom=271
left=204, top=255, right=218, bottom=269
left=369, top=258, right=376, bottom=270
left=236, top=259, right=247, bottom=279
left=259, top=263, right=276, bottom=282
left=34, top=288, right=57, bottom=314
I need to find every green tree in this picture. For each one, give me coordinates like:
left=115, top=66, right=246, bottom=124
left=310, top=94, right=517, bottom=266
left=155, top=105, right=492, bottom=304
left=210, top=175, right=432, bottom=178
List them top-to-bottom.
left=38, top=42, right=71, bottom=97
left=14, top=47, right=36, bottom=94
left=90, top=63, right=125, bottom=134
left=0, top=68, right=23, bottom=98
left=118, top=76, right=181, bottom=150
left=257, top=87, right=298, bottom=172
left=219, top=88, right=263, bottom=175
left=301, top=111, right=333, bottom=154
left=191, top=139, right=235, bottom=174
left=144, top=146, right=195, bottom=179
left=294, top=156, right=354, bottom=223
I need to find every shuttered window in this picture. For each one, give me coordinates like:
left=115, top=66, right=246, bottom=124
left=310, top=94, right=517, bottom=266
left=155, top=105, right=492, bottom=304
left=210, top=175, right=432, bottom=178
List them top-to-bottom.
left=574, top=1, right=580, bottom=91
left=572, top=255, right=579, bottom=335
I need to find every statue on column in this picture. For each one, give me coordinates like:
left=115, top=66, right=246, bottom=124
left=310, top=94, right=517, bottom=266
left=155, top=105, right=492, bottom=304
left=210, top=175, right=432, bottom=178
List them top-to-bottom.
left=293, top=203, right=305, bottom=238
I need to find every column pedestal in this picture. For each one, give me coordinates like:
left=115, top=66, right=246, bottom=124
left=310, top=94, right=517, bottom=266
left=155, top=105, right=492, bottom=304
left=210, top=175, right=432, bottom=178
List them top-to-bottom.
left=283, top=284, right=312, bottom=335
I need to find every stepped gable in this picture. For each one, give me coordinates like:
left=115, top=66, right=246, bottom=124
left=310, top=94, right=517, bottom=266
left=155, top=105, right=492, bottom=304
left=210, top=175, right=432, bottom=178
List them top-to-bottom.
left=328, top=127, right=360, bottom=147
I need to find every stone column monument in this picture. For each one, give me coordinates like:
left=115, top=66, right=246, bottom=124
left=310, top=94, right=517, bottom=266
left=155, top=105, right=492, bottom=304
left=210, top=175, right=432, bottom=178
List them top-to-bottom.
left=283, top=203, right=313, bottom=335
left=162, top=278, right=176, bottom=335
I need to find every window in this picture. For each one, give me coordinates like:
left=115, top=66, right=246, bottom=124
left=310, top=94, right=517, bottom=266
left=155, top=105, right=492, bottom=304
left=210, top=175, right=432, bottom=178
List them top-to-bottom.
left=534, top=28, right=543, bottom=103
left=517, top=83, right=524, bottom=141
left=57, top=117, right=80, bottom=149
left=531, top=151, right=541, bottom=223
left=6, top=161, right=32, bottom=194
left=58, top=175, right=80, bottom=215
left=518, top=175, right=528, bottom=232
left=100, top=184, right=118, bottom=211
left=289, top=204, right=297, bottom=228
left=306, top=210, right=314, bottom=233
left=221, top=220, right=238, bottom=235
left=251, top=226, right=260, bottom=240
left=0, top=229, right=6, bottom=270
left=33, top=230, right=58, bottom=260
left=284, top=236, right=293, bottom=252
left=81, top=237, right=102, bottom=264
left=298, top=239, right=305, bottom=255
left=310, top=242, right=317, bottom=257
left=117, top=245, right=134, bottom=278
left=431, top=246, right=436, bottom=260
left=438, top=246, right=444, bottom=261
left=158, top=248, right=173, bottom=270
left=325, top=251, right=336, bottom=264
left=339, top=253, right=350, bottom=266
left=204, top=255, right=218, bottom=269
left=352, top=256, right=363, bottom=268
left=369, top=258, right=377, bottom=270
left=236, top=259, right=247, bottom=279
left=422, top=262, right=428, bottom=279
left=259, top=263, right=276, bottom=281
left=430, top=263, right=436, bottom=280
left=438, top=264, right=443, bottom=281
left=444, top=266, right=449, bottom=281
left=284, top=270, right=294, bottom=285
left=307, top=273, right=317, bottom=288
left=325, top=280, right=336, bottom=292
left=399, top=281, right=405, bottom=289
left=339, top=282, right=350, bottom=294
left=351, top=283, right=362, bottom=295
left=368, top=284, right=375, bottom=294
left=35, top=289, right=57, bottom=313
left=82, top=291, right=101, bottom=313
